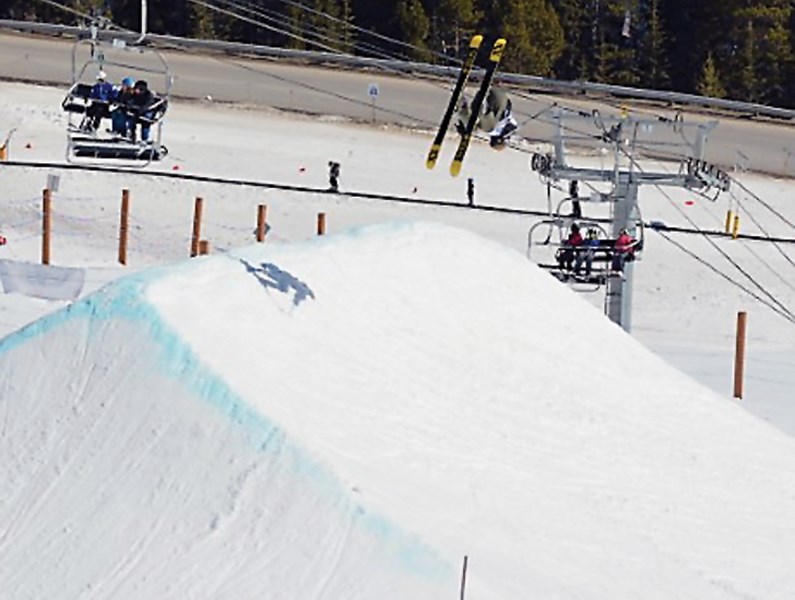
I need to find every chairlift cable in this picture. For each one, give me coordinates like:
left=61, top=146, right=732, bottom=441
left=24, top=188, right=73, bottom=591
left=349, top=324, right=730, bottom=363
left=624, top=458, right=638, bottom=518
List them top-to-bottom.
left=33, top=0, right=795, bottom=263
left=187, top=0, right=346, bottom=55
left=190, top=0, right=582, bottom=155
left=219, top=0, right=407, bottom=62
left=259, top=0, right=443, bottom=63
left=618, top=146, right=795, bottom=322
left=648, top=157, right=795, bottom=283
left=729, top=174, right=795, bottom=231
left=730, top=192, right=795, bottom=277
left=654, top=230, right=795, bottom=326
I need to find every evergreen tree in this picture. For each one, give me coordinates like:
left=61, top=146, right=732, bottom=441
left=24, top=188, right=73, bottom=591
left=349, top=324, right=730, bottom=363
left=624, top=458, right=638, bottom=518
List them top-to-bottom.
left=311, top=0, right=356, bottom=53
left=338, top=0, right=356, bottom=54
left=394, top=0, right=431, bottom=61
left=428, top=0, right=481, bottom=58
left=485, top=0, right=564, bottom=76
left=550, top=0, right=592, bottom=80
left=590, top=0, right=640, bottom=86
left=637, top=0, right=670, bottom=89
left=660, top=0, right=734, bottom=95
left=189, top=2, right=216, bottom=39
left=728, top=2, right=792, bottom=106
left=285, top=4, right=308, bottom=50
left=737, top=18, right=758, bottom=102
left=696, top=53, right=726, bottom=98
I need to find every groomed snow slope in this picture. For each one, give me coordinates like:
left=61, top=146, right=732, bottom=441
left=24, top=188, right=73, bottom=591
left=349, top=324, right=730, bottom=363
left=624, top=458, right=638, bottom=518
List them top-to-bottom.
left=2, top=222, right=795, bottom=599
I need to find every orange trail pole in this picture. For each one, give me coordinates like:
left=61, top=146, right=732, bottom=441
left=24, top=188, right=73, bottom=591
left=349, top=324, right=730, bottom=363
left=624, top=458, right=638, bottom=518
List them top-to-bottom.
left=42, top=188, right=52, bottom=265
left=119, top=189, right=130, bottom=265
left=191, top=196, right=204, bottom=257
left=256, top=204, right=267, bottom=242
left=733, top=311, right=747, bottom=399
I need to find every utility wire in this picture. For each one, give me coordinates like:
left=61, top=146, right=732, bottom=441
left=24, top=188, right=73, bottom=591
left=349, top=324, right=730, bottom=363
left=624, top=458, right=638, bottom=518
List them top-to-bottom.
left=33, top=0, right=795, bottom=275
left=188, top=0, right=344, bottom=55
left=209, top=0, right=401, bottom=62
left=272, top=0, right=452, bottom=61
left=612, top=145, right=795, bottom=323
left=730, top=174, right=795, bottom=231
left=654, top=230, right=795, bottom=325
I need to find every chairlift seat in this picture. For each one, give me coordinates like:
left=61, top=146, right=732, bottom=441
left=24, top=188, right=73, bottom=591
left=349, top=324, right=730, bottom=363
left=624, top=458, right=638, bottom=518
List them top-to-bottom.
left=72, top=138, right=168, bottom=161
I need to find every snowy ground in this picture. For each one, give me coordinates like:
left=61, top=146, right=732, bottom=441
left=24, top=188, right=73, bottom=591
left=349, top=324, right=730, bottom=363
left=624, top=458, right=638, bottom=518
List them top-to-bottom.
left=2, top=80, right=795, bottom=598
left=1, top=81, right=793, bottom=427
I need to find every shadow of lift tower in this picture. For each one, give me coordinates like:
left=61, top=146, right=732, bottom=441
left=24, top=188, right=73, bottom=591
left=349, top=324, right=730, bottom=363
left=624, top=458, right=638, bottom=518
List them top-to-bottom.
left=530, top=107, right=731, bottom=332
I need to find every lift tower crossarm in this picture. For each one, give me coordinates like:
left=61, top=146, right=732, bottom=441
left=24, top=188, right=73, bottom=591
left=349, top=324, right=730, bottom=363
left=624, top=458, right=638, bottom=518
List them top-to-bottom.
left=530, top=109, right=729, bottom=332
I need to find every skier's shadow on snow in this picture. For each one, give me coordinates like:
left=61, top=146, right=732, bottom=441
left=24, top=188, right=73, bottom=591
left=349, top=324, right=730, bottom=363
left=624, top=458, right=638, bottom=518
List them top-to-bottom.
left=240, top=259, right=315, bottom=306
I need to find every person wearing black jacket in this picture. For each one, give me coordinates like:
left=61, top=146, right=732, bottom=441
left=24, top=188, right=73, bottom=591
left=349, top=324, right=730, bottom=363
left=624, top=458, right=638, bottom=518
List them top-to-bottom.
left=127, top=80, right=156, bottom=143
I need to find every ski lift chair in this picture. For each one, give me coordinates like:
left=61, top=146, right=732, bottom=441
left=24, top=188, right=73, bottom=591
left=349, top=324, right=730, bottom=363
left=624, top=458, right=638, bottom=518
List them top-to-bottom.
left=64, top=29, right=171, bottom=165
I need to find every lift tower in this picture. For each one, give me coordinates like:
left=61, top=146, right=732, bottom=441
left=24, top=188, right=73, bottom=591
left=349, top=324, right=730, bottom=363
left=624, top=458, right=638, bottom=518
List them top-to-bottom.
left=530, top=109, right=730, bottom=332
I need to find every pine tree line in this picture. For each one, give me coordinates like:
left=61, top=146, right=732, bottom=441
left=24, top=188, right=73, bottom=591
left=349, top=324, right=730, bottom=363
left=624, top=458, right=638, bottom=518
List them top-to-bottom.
left=4, top=0, right=794, bottom=107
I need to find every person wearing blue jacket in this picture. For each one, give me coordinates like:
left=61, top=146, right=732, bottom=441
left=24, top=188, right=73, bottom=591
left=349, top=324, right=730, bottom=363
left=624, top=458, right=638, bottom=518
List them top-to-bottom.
left=84, top=71, right=115, bottom=132
left=111, top=77, right=136, bottom=136
left=574, top=228, right=601, bottom=276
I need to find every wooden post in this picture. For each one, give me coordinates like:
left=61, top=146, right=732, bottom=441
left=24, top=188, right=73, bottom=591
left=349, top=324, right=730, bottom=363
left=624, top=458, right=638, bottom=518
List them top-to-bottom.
left=42, top=188, right=52, bottom=265
left=118, top=189, right=130, bottom=265
left=191, top=196, right=204, bottom=257
left=256, top=204, right=267, bottom=242
left=725, top=210, right=733, bottom=234
left=317, top=212, right=326, bottom=236
left=732, top=213, right=741, bottom=240
left=198, top=240, right=210, bottom=255
left=733, top=311, right=747, bottom=399
left=459, top=555, right=468, bottom=600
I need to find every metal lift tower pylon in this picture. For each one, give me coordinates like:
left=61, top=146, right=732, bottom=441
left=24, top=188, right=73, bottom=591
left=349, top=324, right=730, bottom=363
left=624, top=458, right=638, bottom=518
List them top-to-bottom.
left=530, top=108, right=731, bottom=332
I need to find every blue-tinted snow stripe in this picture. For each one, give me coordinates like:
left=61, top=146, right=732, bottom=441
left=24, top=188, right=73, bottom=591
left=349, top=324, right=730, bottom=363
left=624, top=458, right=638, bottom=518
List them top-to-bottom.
left=0, top=260, right=451, bottom=580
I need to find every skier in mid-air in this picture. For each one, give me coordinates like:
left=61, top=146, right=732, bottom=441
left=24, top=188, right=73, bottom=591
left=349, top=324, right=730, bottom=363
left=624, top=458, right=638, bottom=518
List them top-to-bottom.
left=455, top=87, right=518, bottom=150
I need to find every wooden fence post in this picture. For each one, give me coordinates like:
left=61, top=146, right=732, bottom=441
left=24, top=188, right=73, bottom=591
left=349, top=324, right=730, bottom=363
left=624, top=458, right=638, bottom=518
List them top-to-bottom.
left=42, top=188, right=52, bottom=265
left=119, top=188, right=130, bottom=265
left=191, top=196, right=204, bottom=257
left=256, top=204, right=267, bottom=242
left=317, top=212, right=326, bottom=236
left=198, top=240, right=211, bottom=255
left=733, top=311, right=747, bottom=399
left=459, top=556, right=468, bottom=600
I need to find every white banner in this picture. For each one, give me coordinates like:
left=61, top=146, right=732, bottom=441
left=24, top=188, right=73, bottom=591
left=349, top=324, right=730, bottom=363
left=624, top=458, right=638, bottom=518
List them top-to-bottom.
left=0, top=260, right=85, bottom=301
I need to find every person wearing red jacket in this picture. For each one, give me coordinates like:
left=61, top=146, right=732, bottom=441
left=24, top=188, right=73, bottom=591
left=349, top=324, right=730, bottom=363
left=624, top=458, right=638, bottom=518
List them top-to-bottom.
left=558, top=223, right=583, bottom=272
left=611, top=228, right=636, bottom=272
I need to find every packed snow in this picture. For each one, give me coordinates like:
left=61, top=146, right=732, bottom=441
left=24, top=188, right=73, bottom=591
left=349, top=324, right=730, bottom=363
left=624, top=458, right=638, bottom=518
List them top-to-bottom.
left=1, top=79, right=795, bottom=598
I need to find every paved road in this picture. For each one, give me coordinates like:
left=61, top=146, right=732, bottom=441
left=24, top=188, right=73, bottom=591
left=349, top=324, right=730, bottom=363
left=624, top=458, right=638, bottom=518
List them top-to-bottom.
left=2, top=30, right=795, bottom=178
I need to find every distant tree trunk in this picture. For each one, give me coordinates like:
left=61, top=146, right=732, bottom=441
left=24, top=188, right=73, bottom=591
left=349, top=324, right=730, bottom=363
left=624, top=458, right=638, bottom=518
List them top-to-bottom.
left=394, top=0, right=431, bottom=61
left=430, top=0, right=481, bottom=59
left=550, top=0, right=592, bottom=80
left=638, top=0, right=670, bottom=89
